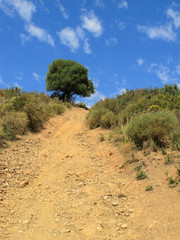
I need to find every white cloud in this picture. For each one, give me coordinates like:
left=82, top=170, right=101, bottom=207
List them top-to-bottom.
left=0, top=0, right=36, bottom=22
left=94, top=0, right=105, bottom=8
left=118, top=0, right=128, bottom=9
left=0, top=1, right=55, bottom=47
left=57, top=1, right=69, bottom=19
left=167, top=8, right=180, bottom=28
left=81, top=11, right=103, bottom=37
left=117, top=21, right=126, bottom=30
left=25, top=23, right=54, bottom=47
left=137, top=23, right=176, bottom=42
left=76, top=26, right=85, bottom=40
left=57, top=27, right=79, bottom=52
left=57, top=27, right=92, bottom=54
left=20, top=33, right=31, bottom=44
left=105, top=37, right=118, bottom=46
left=83, top=39, right=92, bottom=54
left=137, top=58, right=144, bottom=66
left=149, top=63, right=171, bottom=84
left=176, top=64, right=180, bottom=75
left=13, top=70, right=23, bottom=81
left=33, top=72, right=42, bottom=82
left=0, top=75, right=10, bottom=88
left=14, top=82, right=23, bottom=88
left=119, top=88, right=126, bottom=94
left=86, top=90, right=105, bottom=102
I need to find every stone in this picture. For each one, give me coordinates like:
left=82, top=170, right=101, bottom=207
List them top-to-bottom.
left=19, top=180, right=29, bottom=188
left=112, top=202, right=119, bottom=206
left=119, top=208, right=126, bottom=213
left=121, top=224, right=128, bottom=229
left=63, top=228, right=71, bottom=233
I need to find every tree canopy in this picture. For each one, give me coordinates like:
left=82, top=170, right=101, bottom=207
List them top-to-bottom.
left=46, top=59, right=95, bottom=102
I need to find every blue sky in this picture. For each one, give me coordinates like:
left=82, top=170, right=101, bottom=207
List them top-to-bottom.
left=0, top=0, right=180, bottom=106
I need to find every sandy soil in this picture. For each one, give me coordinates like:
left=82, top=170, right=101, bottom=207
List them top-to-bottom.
left=0, top=107, right=180, bottom=240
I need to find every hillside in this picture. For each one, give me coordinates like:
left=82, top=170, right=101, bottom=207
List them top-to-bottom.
left=1, top=107, right=180, bottom=240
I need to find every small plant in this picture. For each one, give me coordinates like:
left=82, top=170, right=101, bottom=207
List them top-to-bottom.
left=99, top=133, right=105, bottom=142
left=161, top=147, right=167, bottom=155
left=144, top=151, right=151, bottom=156
left=165, top=155, right=171, bottom=164
left=134, top=161, right=146, bottom=171
left=134, top=165, right=142, bottom=171
left=177, top=168, right=180, bottom=177
left=136, top=171, right=148, bottom=180
left=165, top=171, right=168, bottom=176
left=168, top=177, right=176, bottom=188
left=145, top=185, right=153, bottom=191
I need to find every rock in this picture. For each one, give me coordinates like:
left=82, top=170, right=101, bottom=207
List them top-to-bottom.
left=108, top=151, right=113, bottom=156
left=24, top=170, right=31, bottom=175
left=19, top=180, right=29, bottom=188
left=112, top=202, right=119, bottom=206
left=119, top=208, right=126, bottom=213
left=124, top=212, right=130, bottom=217
left=121, top=224, right=128, bottom=229
left=62, top=228, right=71, bottom=233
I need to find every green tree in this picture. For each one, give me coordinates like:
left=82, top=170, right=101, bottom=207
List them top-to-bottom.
left=46, top=59, right=95, bottom=102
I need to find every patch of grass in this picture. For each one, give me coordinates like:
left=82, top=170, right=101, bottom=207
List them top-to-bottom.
left=76, top=102, right=88, bottom=110
left=99, top=133, right=105, bottom=142
left=161, top=147, right=167, bottom=155
left=144, top=151, right=151, bottom=156
left=165, top=155, right=172, bottom=165
left=134, top=161, right=146, bottom=171
left=177, top=167, right=180, bottom=177
left=136, top=171, right=148, bottom=180
left=168, top=177, right=176, bottom=188
left=145, top=185, right=153, bottom=191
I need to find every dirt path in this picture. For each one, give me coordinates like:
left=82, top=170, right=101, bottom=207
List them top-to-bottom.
left=0, top=108, right=180, bottom=240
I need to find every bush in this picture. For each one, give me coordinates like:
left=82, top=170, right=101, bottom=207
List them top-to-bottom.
left=63, top=102, right=72, bottom=109
left=77, top=102, right=88, bottom=110
left=24, top=103, right=48, bottom=132
left=51, top=103, right=66, bottom=115
left=87, top=108, right=108, bottom=129
left=126, top=110, right=179, bottom=147
left=1, top=111, right=28, bottom=139
left=100, top=111, right=117, bottom=128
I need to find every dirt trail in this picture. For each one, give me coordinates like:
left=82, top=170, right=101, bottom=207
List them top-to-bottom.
left=0, top=108, right=180, bottom=240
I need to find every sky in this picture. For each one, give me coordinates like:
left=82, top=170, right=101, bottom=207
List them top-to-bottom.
left=0, top=0, right=180, bottom=106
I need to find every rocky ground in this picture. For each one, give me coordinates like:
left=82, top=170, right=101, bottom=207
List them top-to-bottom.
left=0, top=108, right=180, bottom=240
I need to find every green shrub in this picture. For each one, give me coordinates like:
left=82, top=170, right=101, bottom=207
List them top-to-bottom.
left=63, top=102, right=72, bottom=109
left=77, top=102, right=88, bottom=110
left=24, top=103, right=48, bottom=132
left=51, top=103, right=66, bottom=115
left=87, top=108, right=107, bottom=129
left=126, top=110, right=179, bottom=147
left=1, top=111, right=28, bottom=139
left=100, top=111, right=116, bottom=128
left=0, top=126, right=5, bottom=145
left=136, top=171, right=148, bottom=180
left=145, top=185, right=153, bottom=191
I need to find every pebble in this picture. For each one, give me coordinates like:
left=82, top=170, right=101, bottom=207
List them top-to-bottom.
left=19, top=180, right=29, bottom=188
left=112, top=202, right=119, bottom=206
left=119, top=208, right=126, bottom=213
left=121, top=224, right=128, bottom=229
left=63, top=228, right=71, bottom=233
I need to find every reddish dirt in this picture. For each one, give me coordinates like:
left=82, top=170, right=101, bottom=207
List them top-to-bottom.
left=0, top=107, right=180, bottom=239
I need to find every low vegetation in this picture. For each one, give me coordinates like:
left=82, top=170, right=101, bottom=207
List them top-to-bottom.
left=87, top=84, right=180, bottom=151
left=0, top=87, right=68, bottom=146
